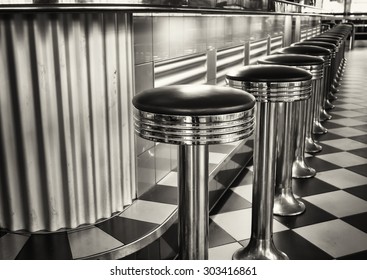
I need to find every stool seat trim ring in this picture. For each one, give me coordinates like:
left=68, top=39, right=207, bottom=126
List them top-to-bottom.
left=133, top=108, right=255, bottom=145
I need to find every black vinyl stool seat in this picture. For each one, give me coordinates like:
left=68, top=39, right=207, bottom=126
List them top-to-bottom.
left=278, top=46, right=331, bottom=135
left=258, top=54, right=324, bottom=212
left=226, top=65, right=312, bottom=260
left=133, top=85, right=255, bottom=260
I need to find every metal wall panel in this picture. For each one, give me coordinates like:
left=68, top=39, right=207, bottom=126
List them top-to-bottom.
left=0, top=12, right=135, bottom=232
left=216, top=45, right=245, bottom=86
left=154, top=53, right=207, bottom=87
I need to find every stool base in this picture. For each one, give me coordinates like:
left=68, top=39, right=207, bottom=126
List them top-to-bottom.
left=320, top=109, right=332, bottom=121
left=313, top=122, right=328, bottom=135
left=305, top=138, right=322, bottom=153
left=292, top=160, right=316, bottom=178
left=274, top=190, right=306, bottom=216
left=233, top=239, right=289, bottom=260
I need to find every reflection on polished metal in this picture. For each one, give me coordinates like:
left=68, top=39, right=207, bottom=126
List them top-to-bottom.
left=257, top=54, right=323, bottom=179
left=227, top=65, right=312, bottom=259
left=133, top=85, right=255, bottom=260
left=274, top=101, right=306, bottom=216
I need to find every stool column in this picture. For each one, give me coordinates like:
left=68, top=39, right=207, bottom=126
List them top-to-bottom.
left=234, top=101, right=287, bottom=259
left=274, top=101, right=305, bottom=215
left=178, top=145, right=208, bottom=260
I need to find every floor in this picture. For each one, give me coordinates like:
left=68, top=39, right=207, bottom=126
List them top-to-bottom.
left=1, top=44, right=367, bottom=260
left=208, top=45, right=367, bottom=260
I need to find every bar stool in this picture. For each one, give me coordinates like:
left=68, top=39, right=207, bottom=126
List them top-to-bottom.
left=306, top=37, right=342, bottom=93
left=293, top=41, right=337, bottom=120
left=277, top=46, right=331, bottom=137
left=257, top=54, right=324, bottom=181
left=226, top=65, right=312, bottom=259
left=132, top=85, right=255, bottom=260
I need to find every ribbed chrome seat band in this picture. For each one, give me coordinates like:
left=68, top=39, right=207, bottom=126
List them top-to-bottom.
left=228, top=80, right=312, bottom=103
left=133, top=107, right=255, bottom=145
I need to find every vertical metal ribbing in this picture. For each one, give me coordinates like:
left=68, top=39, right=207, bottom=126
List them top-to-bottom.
left=0, top=12, right=135, bottom=232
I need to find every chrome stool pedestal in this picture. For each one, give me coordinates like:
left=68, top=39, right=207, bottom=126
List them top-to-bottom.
left=294, top=41, right=337, bottom=122
left=278, top=46, right=332, bottom=138
left=258, top=54, right=324, bottom=180
left=227, top=65, right=312, bottom=259
left=132, top=85, right=255, bottom=260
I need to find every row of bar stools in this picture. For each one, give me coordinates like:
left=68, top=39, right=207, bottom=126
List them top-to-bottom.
left=294, top=41, right=337, bottom=119
left=278, top=46, right=331, bottom=137
left=257, top=54, right=324, bottom=182
left=226, top=65, right=312, bottom=259
left=132, top=85, right=255, bottom=260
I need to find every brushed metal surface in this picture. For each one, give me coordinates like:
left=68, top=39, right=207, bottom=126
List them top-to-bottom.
left=0, top=12, right=136, bottom=232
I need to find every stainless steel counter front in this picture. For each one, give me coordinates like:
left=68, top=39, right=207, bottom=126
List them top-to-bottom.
left=0, top=11, right=136, bottom=232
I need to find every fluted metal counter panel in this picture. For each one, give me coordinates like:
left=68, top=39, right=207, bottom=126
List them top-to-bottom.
left=0, top=12, right=135, bottom=232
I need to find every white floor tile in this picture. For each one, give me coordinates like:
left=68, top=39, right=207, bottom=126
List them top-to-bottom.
left=336, top=104, right=365, bottom=110
left=328, top=127, right=367, bottom=137
left=321, top=138, right=367, bottom=151
left=209, top=152, right=228, bottom=165
left=318, top=152, right=367, bottom=167
left=316, top=169, right=367, bottom=189
left=158, top=172, right=178, bottom=187
left=232, top=184, right=253, bottom=203
left=304, top=190, right=367, bottom=217
left=119, top=200, right=176, bottom=224
left=211, top=208, right=288, bottom=241
left=294, top=219, right=367, bottom=258
left=68, top=227, right=123, bottom=259
left=0, top=234, right=29, bottom=260
left=209, top=242, right=243, bottom=260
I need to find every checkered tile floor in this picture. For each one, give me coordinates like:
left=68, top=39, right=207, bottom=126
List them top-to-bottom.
left=209, top=47, right=367, bottom=260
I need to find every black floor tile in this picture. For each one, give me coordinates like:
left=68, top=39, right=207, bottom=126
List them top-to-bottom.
left=353, top=116, right=367, bottom=123
left=321, top=122, right=344, bottom=130
left=353, top=124, right=367, bottom=133
left=314, top=131, right=344, bottom=141
left=350, top=135, right=367, bottom=144
left=246, top=139, right=254, bottom=149
left=309, top=143, right=343, bottom=156
left=349, top=148, right=367, bottom=159
left=304, top=156, right=340, bottom=172
left=346, top=164, right=367, bottom=177
left=229, top=168, right=253, bottom=187
left=292, top=177, right=339, bottom=197
left=140, top=185, right=178, bottom=205
left=344, top=185, right=367, bottom=201
left=210, top=190, right=251, bottom=215
left=274, top=199, right=337, bottom=229
left=342, top=212, right=367, bottom=234
left=96, top=217, right=158, bottom=244
left=209, top=220, right=237, bottom=248
left=160, top=222, right=178, bottom=260
left=273, top=230, right=333, bottom=260
left=0, top=231, right=6, bottom=238
left=15, top=232, right=72, bottom=260
left=136, top=238, right=161, bottom=260
left=337, top=250, right=367, bottom=260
